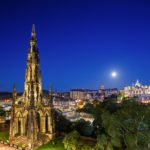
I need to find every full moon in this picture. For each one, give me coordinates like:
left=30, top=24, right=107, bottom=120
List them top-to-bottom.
left=111, top=72, right=117, bottom=77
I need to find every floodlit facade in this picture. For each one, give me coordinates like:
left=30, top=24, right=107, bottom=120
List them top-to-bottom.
left=9, top=25, right=55, bottom=149
left=124, top=80, right=150, bottom=102
left=70, top=86, right=118, bottom=101
left=70, top=89, right=86, bottom=100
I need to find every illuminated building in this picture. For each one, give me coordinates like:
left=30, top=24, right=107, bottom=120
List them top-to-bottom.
left=9, top=25, right=55, bottom=149
left=124, top=80, right=150, bottom=103
left=124, top=80, right=150, bottom=97
left=70, top=86, right=118, bottom=102
left=103, top=88, right=118, bottom=97
left=70, top=89, right=87, bottom=100
left=70, top=89, right=98, bottom=100
left=53, top=96, right=76, bottom=109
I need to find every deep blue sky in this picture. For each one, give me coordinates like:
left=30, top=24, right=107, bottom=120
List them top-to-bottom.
left=0, top=0, right=150, bottom=92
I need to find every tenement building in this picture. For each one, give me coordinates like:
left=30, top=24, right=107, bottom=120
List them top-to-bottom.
left=9, top=25, right=55, bottom=149
left=70, top=86, right=118, bottom=101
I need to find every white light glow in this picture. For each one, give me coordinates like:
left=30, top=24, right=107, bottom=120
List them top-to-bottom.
left=111, top=72, right=117, bottom=77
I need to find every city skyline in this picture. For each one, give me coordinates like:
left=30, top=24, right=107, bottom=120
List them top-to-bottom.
left=0, top=0, right=150, bottom=92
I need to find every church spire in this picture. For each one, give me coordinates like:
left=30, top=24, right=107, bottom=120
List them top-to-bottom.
left=30, top=24, right=37, bottom=47
left=31, top=24, right=35, bottom=39
left=32, top=24, right=35, bottom=33
left=12, top=82, right=17, bottom=106
left=13, top=82, right=16, bottom=99
left=13, top=82, right=16, bottom=91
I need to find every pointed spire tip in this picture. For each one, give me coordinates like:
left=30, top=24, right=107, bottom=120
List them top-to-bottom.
left=32, top=24, right=35, bottom=33
left=13, top=81, right=16, bottom=92
left=13, top=81, right=16, bottom=88
left=50, top=84, right=52, bottom=90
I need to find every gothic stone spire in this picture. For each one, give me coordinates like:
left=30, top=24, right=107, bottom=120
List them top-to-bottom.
left=30, top=24, right=37, bottom=49
left=24, top=25, right=42, bottom=108
left=13, top=82, right=17, bottom=101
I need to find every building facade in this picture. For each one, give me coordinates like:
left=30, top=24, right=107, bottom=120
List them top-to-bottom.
left=9, top=25, right=55, bottom=149
left=124, top=80, right=150, bottom=102
left=124, top=80, right=150, bottom=97
left=70, top=87, right=118, bottom=101
left=103, top=88, right=118, bottom=97
left=70, top=89, right=86, bottom=100
left=70, top=89, right=98, bottom=100
left=53, top=96, right=76, bottom=109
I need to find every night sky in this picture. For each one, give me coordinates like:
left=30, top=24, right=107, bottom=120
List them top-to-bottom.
left=0, top=0, right=150, bottom=92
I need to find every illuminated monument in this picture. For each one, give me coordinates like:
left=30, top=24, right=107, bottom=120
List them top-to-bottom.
left=9, top=25, right=55, bottom=149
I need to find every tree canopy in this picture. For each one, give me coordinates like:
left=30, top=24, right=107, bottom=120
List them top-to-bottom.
left=77, top=96, right=150, bottom=149
left=94, top=99, right=150, bottom=150
left=0, top=106, right=5, bottom=117
left=72, top=119, right=94, bottom=136
left=63, top=130, right=92, bottom=150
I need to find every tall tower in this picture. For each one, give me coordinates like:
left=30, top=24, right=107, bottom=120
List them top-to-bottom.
left=24, top=24, right=42, bottom=108
left=25, top=24, right=41, bottom=143
left=9, top=25, right=55, bottom=149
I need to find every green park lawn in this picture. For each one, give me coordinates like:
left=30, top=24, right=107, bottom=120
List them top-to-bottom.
left=0, top=130, right=9, bottom=142
left=37, top=139, right=65, bottom=150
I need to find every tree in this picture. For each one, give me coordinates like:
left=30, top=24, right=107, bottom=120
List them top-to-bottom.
left=70, top=97, right=150, bottom=149
left=92, top=97, right=119, bottom=136
left=95, top=99, right=150, bottom=150
left=113, top=99, right=150, bottom=149
left=77, top=103, right=94, bottom=114
left=0, top=107, right=5, bottom=117
left=53, top=109, right=72, bottom=133
left=95, top=111, right=121, bottom=150
left=72, top=119, right=94, bottom=136
left=63, top=130, right=92, bottom=150
left=63, top=130, right=83, bottom=150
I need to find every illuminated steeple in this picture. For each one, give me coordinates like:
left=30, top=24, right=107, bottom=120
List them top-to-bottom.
left=24, top=24, right=42, bottom=107
left=30, top=24, right=37, bottom=49
left=31, top=24, right=35, bottom=38
left=32, top=24, right=35, bottom=33
left=9, top=25, right=55, bottom=147
left=13, top=82, right=17, bottom=100
left=13, top=82, right=16, bottom=92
